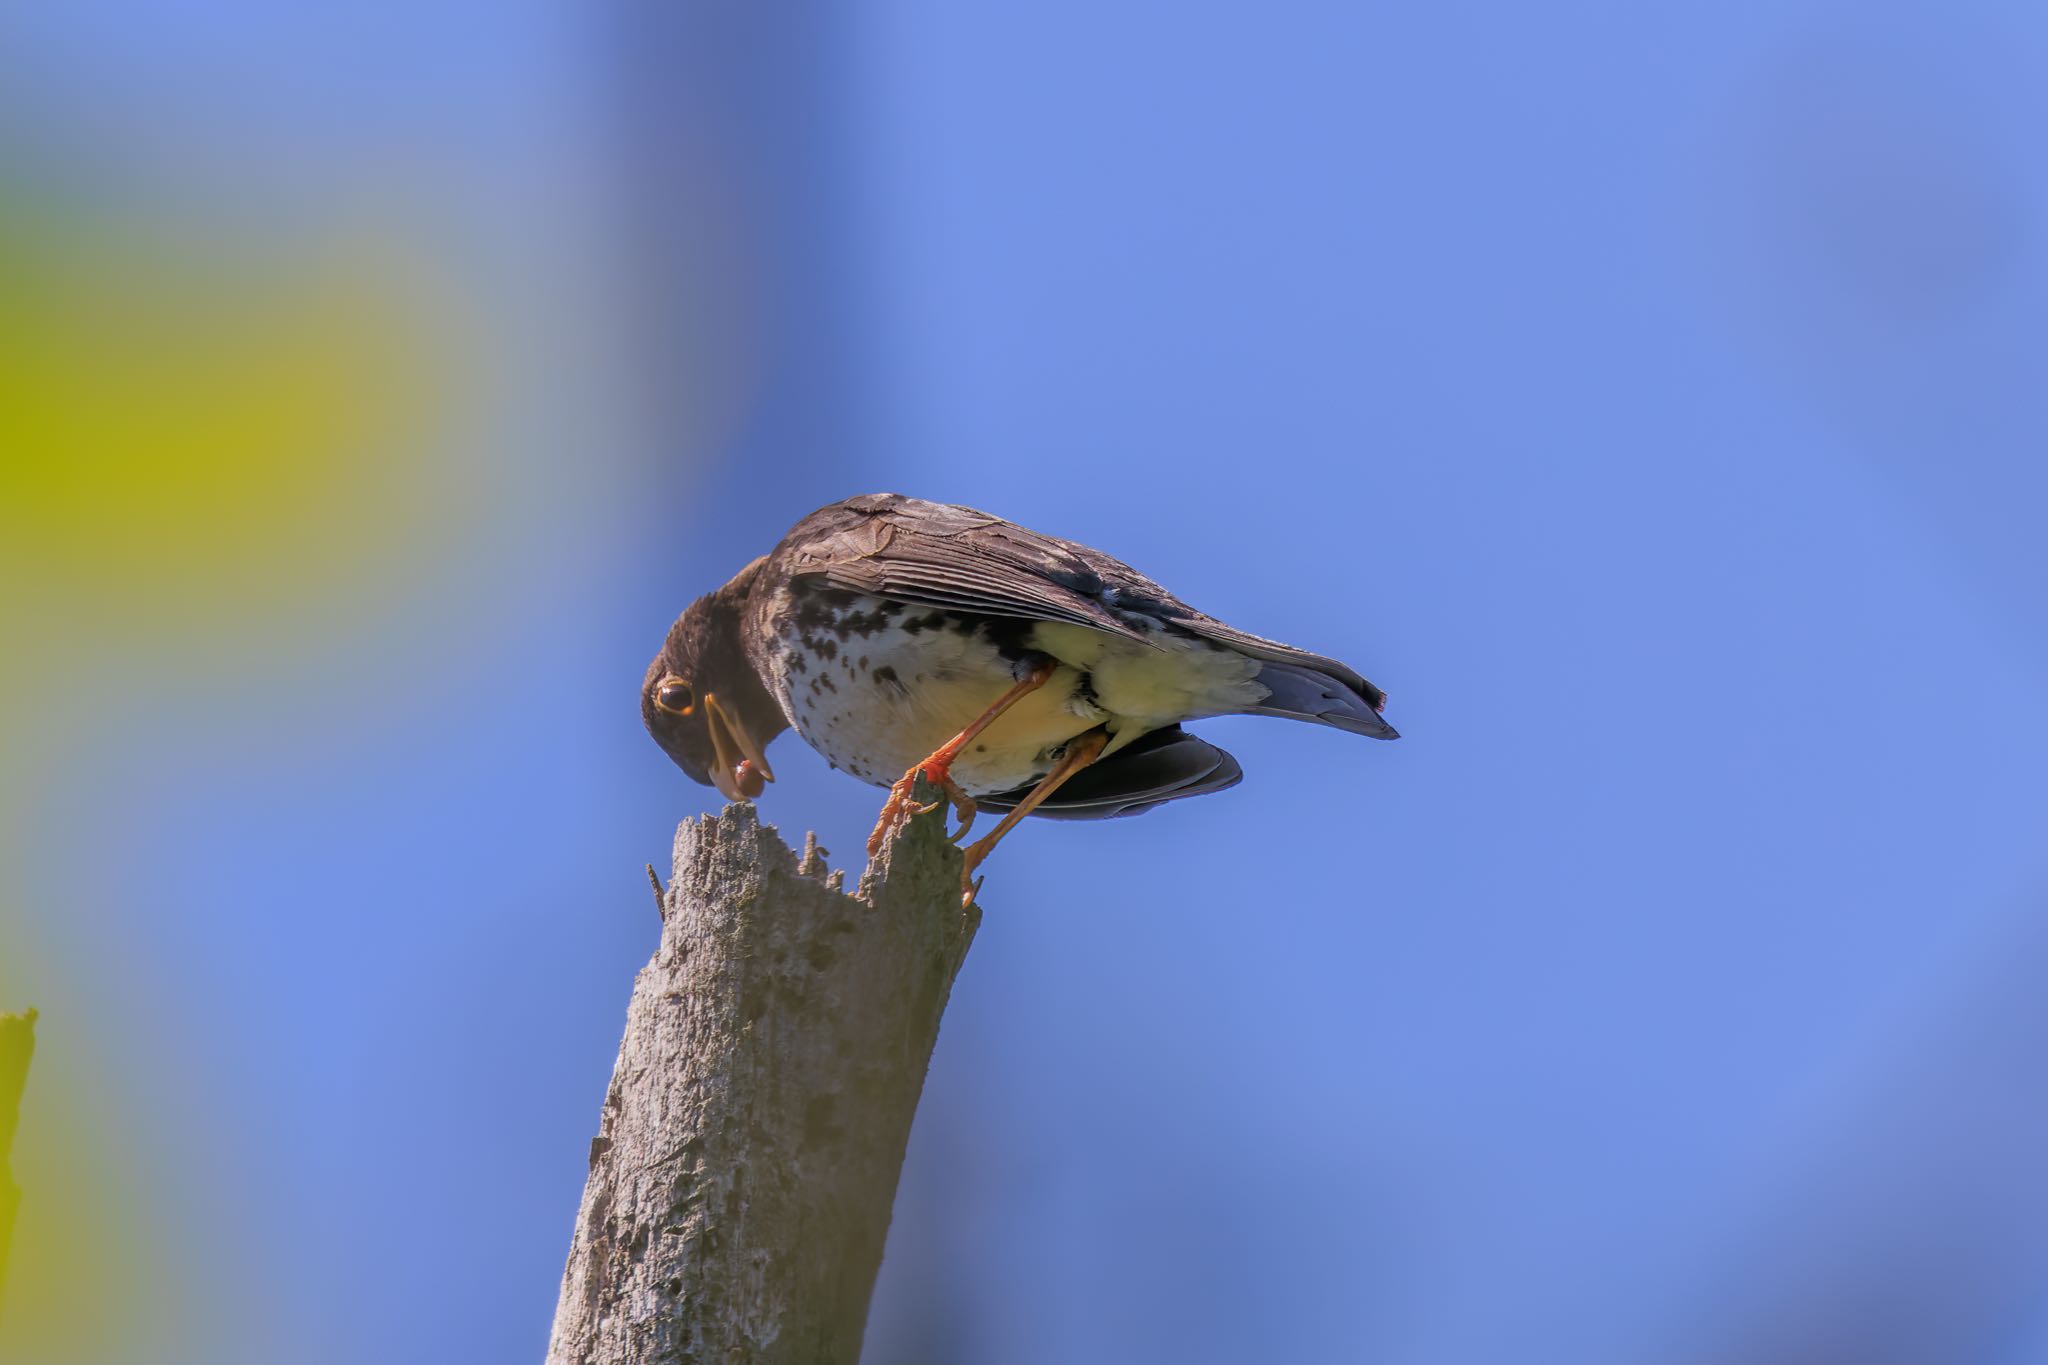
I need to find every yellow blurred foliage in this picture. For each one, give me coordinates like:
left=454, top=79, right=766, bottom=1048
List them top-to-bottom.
left=0, top=198, right=452, bottom=1362
left=0, top=203, right=445, bottom=638
left=0, top=1022, right=208, bottom=1364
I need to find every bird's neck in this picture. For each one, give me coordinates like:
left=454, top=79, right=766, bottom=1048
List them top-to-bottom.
left=705, top=569, right=790, bottom=748
left=724, top=656, right=790, bottom=748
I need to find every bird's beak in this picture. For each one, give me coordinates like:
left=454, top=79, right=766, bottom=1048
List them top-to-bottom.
left=704, top=691, right=775, bottom=801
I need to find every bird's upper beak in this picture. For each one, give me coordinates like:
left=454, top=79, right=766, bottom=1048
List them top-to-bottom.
left=704, top=691, right=776, bottom=801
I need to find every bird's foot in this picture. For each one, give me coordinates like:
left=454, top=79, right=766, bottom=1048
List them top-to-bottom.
left=947, top=727, right=1111, bottom=905
left=866, top=757, right=978, bottom=857
left=865, top=778, right=921, bottom=857
left=942, top=783, right=980, bottom=844
left=958, top=844, right=996, bottom=908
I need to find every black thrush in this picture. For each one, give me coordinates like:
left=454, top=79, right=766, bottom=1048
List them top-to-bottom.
left=643, top=494, right=1398, bottom=901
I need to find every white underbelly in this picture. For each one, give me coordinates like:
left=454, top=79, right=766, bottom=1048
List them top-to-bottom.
left=772, top=619, right=1100, bottom=791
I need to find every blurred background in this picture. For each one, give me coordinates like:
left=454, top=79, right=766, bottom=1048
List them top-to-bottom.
left=3, top=3, right=2046, bottom=1362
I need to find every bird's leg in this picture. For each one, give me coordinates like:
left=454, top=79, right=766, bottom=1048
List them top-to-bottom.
left=866, top=659, right=1058, bottom=857
left=958, top=727, right=1109, bottom=906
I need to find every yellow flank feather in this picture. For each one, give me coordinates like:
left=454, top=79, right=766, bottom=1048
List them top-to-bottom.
left=1030, top=622, right=1263, bottom=756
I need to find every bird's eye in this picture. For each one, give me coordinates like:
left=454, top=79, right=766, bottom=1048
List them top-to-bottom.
left=655, top=678, right=695, bottom=716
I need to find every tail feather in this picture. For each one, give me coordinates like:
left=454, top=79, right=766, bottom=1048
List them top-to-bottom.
left=1244, top=661, right=1400, bottom=739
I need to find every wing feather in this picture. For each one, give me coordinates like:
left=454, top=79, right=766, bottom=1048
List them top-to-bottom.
left=770, top=493, right=1389, bottom=714
left=772, top=494, right=1160, bottom=645
left=977, top=726, right=1243, bottom=821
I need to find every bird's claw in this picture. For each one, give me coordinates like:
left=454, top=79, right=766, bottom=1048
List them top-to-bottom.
left=866, top=759, right=978, bottom=857
left=865, top=780, right=916, bottom=857
left=943, top=790, right=978, bottom=844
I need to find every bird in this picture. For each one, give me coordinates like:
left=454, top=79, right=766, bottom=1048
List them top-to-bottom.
left=642, top=494, right=1398, bottom=902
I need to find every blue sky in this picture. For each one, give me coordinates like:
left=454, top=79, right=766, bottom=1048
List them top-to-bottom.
left=5, top=4, right=2048, bottom=1363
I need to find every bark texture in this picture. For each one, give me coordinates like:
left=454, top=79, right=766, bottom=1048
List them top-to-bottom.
left=546, top=795, right=979, bottom=1365
left=0, top=1008, right=35, bottom=1314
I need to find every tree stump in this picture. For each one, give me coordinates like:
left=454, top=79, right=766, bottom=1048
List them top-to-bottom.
left=547, top=793, right=978, bottom=1364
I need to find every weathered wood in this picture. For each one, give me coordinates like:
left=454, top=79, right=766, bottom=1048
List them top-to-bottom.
left=546, top=793, right=979, bottom=1365
left=0, top=1008, right=37, bottom=1315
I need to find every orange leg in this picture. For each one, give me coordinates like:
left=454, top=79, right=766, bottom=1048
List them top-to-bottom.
left=866, top=660, right=1058, bottom=857
left=958, top=727, right=1109, bottom=905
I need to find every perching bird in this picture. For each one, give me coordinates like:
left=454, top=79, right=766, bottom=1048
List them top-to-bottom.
left=642, top=494, right=1397, bottom=900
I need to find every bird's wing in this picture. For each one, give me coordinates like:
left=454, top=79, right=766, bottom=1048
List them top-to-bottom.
left=773, top=494, right=1167, bottom=646
left=775, top=494, right=1389, bottom=713
left=976, top=725, right=1243, bottom=821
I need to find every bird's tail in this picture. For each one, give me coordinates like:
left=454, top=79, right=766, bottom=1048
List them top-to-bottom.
left=1241, top=661, right=1400, bottom=739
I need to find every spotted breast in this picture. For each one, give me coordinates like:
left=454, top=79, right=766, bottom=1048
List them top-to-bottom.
left=743, top=581, right=1262, bottom=796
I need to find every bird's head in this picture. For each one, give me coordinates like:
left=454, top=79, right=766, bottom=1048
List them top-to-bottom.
left=642, top=560, right=787, bottom=802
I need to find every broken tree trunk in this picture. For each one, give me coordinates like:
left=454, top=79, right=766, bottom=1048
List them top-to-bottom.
left=546, top=793, right=979, bottom=1365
